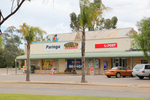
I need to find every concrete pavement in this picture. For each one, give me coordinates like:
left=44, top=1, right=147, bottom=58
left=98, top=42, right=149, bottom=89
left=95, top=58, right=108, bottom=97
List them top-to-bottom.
left=0, top=68, right=150, bottom=88
left=0, top=74, right=150, bottom=88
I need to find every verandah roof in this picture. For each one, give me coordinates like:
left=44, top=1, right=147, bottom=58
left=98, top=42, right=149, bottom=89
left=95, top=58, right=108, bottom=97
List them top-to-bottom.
left=16, top=51, right=147, bottom=60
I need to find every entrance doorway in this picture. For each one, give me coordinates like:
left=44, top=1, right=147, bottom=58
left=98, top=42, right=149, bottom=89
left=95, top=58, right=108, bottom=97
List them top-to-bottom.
left=112, top=58, right=127, bottom=68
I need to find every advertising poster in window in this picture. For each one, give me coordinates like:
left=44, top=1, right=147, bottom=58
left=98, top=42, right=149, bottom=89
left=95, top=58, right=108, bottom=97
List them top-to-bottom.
left=42, top=59, right=57, bottom=70
left=67, top=59, right=82, bottom=70
left=95, top=59, right=100, bottom=69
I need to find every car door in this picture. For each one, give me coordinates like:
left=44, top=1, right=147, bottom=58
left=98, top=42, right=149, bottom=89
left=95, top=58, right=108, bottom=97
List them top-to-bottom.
left=145, top=65, right=150, bottom=76
left=120, top=67, right=126, bottom=76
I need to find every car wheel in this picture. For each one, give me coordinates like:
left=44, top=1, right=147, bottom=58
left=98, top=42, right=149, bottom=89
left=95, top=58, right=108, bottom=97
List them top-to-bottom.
left=116, top=73, right=121, bottom=78
left=107, top=75, right=111, bottom=78
left=123, top=76, right=126, bottom=78
left=138, top=76, right=144, bottom=79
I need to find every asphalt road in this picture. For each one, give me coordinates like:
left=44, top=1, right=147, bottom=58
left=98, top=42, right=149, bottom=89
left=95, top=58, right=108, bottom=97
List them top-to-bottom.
left=0, top=68, right=150, bottom=98
left=0, top=83, right=150, bottom=98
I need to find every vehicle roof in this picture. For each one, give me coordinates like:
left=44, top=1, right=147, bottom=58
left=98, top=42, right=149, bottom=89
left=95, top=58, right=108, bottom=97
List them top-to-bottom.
left=136, top=64, right=150, bottom=65
left=112, top=66, right=123, bottom=68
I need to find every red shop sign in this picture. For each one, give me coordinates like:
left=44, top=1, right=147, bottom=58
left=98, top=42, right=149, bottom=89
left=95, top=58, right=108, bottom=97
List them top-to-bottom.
left=95, top=43, right=117, bottom=48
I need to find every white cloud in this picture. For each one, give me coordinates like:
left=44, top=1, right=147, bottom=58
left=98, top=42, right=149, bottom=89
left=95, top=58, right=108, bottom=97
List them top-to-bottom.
left=1, top=0, right=150, bottom=34
left=1, top=0, right=80, bottom=34
left=102, top=0, right=150, bottom=31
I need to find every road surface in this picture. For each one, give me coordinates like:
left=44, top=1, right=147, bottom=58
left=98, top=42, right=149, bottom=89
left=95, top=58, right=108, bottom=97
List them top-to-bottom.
left=0, top=83, right=150, bottom=98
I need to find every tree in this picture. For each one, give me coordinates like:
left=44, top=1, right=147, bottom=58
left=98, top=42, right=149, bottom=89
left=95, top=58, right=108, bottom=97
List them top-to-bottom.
left=70, top=0, right=107, bottom=32
left=79, top=0, right=110, bottom=83
left=80, top=0, right=94, bottom=83
left=70, top=1, right=118, bottom=31
left=70, top=12, right=81, bottom=32
left=111, top=16, right=118, bottom=29
left=131, top=17, right=150, bottom=59
left=104, top=18, right=111, bottom=29
left=20, top=23, right=46, bottom=81
left=1, top=26, right=23, bottom=68
left=0, top=36, right=3, bottom=47
left=0, top=48, right=5, bottom=68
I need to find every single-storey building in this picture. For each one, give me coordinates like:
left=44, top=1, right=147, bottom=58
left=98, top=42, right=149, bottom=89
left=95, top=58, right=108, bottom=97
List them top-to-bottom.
left=16, top=28, right=150, bottom=75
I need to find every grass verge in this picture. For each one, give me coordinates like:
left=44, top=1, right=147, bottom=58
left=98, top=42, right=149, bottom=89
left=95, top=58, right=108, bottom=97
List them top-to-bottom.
left=0, top=94, right=149, bottom=100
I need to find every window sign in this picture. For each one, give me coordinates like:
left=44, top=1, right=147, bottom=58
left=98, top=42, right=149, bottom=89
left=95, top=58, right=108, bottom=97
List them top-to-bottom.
left=67, top=59, right=82, bottom=70
left=104, top=61, right=107, bottom=70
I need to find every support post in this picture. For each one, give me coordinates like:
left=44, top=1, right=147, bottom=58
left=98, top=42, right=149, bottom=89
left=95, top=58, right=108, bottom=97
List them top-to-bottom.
left=131, top=57, right=133, bottom=69
left=15, top=59, right=17, bottom=74
left=45, top=59, right=46, bottom=74
left=58, top=59, right=59, bottom=73
left=94, top=59, right=95, bottom=75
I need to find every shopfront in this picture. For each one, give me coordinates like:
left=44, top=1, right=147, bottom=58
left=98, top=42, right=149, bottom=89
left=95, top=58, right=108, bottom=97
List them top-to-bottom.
left=16, top=28, right=150, bottom=75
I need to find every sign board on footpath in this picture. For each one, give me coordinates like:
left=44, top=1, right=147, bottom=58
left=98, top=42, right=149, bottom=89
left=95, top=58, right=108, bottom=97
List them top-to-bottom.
left=90, top=67, right=94, bottom=75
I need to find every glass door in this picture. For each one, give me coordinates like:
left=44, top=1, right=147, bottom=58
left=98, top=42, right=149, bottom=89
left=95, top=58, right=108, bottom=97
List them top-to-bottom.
left=112, top=58, right=127, bottom=67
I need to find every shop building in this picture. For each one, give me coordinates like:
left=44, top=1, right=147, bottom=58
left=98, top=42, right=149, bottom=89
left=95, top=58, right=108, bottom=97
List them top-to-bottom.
left=16, top=28, right=150, bottom=75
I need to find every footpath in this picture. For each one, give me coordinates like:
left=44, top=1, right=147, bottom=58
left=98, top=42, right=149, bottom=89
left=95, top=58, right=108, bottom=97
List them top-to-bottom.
left=0, top=73, right=150, bottom=88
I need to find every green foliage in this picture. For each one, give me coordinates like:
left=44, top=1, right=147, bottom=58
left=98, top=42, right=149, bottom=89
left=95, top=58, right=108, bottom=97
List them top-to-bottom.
left=70, top=0, right=118, bottom=31
left=80, top=0, right=91, bottom=29
left=70, top=12, right=81, bottom=32
left=98, top=16, right=118, bottom=30
left=111, top=16, right=118, bottom=29
left=131, top=17, right=150, bottom=59
left=104, top=18, right=111, bottom=29
left=20, top=23, right=46, bottom=45
left=0, top=26, right=23, bottom=68
left=0, top=36, right=3, bottom=48
left=0, top=48, right=5, bottom=68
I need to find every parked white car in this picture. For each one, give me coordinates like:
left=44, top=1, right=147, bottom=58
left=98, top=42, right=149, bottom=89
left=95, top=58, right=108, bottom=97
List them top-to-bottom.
left=132, top=64, right=150, bottom=79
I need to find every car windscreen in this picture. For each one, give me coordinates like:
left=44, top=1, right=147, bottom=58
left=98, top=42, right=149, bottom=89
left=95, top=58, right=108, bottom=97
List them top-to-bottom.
left=134, top=64, right=143, bottom=69
left=111, top=67, right=118, bottom=70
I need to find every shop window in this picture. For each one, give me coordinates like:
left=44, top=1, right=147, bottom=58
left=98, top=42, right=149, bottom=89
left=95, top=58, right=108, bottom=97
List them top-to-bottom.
left=113, top=58, right=127, bottom=67
left=42, top=59, right=57, bottom=70
left=67, top=59, right=82, bottom=70
left=86, top=59, right=100, bottom=69
left=95, top=59, right=100, bottom=69
left=141, top=60, right=148, bottom=64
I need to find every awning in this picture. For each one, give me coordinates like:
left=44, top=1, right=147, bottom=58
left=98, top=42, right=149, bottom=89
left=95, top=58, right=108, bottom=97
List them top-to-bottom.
left=16, top=51, right=147, bottom=60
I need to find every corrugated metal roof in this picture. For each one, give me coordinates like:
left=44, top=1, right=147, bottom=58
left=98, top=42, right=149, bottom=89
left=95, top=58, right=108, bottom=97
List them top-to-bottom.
left=45, top=28, right=136, bottom=42
left=85, top=28, right=135, bottom=40
left=16, top=51, right=146, bottom=60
